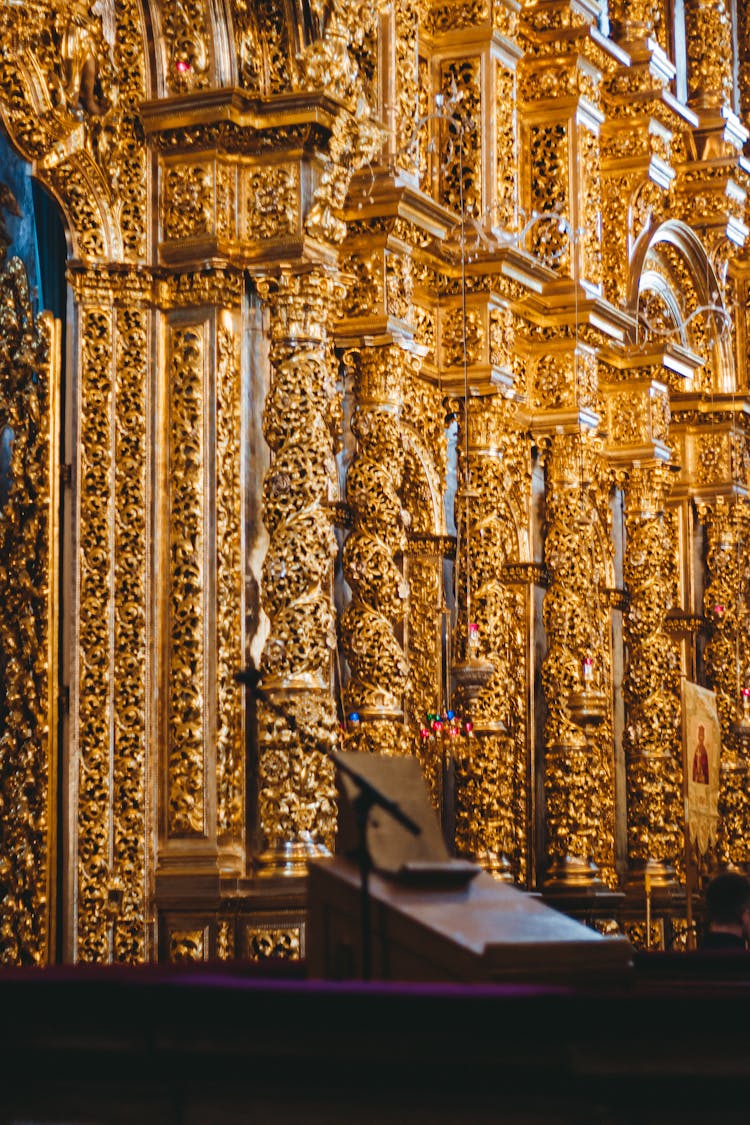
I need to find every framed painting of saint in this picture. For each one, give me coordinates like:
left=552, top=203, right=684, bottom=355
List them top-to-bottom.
left=681, top=682, right=721, bottom=856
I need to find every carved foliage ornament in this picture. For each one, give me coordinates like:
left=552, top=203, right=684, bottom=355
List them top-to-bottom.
left=0, top=216, right=55, bottom=965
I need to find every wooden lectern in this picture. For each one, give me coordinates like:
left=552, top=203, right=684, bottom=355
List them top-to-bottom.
left=307, top=753, right=632, bottom=985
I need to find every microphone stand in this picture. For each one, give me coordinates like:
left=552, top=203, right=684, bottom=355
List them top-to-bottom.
left=235, top=665, right=421, bottom=981
left=330, top=752, right=420, bottom=980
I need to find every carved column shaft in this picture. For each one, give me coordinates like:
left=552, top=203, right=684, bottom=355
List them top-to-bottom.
left=684, top=0, right=734, bottom=109
left=0, top=252, right=58, bottom=966
left=72, top=269, right=150, bottom=962
left=156, top=270, right=245, bottom=896
left=254, top=270, right=341, bottom=872
left=342, top=343, right=413, bottom=756
left=453, top=397, right=530, bottom=881
left=541, top=431, right=615, bottom=888
left=622, top=463, right=682, bottom=883
left=700, top=497, right=750, bottom=866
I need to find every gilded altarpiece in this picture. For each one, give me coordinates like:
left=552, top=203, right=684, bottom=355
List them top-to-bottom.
left=4, top=0, right=750, bottom=963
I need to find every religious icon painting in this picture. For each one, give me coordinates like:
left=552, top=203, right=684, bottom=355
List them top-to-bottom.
left=681, top=682, right=721, bottom=856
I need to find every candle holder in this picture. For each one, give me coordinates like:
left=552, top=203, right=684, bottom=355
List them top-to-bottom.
left=453, top=654, right=496, bottom=711
left=568, top=657, right=607, bottom=736
left=731, top=688, right=750, bottom=741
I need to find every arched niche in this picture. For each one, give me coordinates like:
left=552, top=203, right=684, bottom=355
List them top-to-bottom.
left=628, top=219, right=734, bottom=393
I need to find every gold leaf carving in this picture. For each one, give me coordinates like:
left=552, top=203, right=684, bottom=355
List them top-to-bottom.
left=168, top=323, right=205, bottom=838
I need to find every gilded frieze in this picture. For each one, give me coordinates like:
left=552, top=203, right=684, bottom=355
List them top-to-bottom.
left=425, top=0, right=490, bottom=36
left=0, top=245, right=56, bottom=965
left=167, top=322, right=206, bottom=838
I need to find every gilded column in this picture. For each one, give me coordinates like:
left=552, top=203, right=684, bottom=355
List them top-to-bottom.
left=684, top=0, right=734, bottom=110
left=0, top=246, right=58, bottom=965
left=72, top=269, right=149, bottom=962
left=254, top=269, right=342, bottom=874
left=158, top=270, right=245, bottom=890
left=341, top=344, right=414, bottom=756
left=453, top=396, right=530, bottom=881
left=540, top=432, right=615, bottom=889
left=622, top=463, right=682, bottom=887
left=699, top=497, right=750, bottom=868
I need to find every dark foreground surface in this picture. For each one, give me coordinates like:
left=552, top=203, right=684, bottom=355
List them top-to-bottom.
left=1, top=954, right=750, bottom=1124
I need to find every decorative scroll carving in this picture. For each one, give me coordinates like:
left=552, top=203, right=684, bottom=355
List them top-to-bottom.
left=0, top=0, right=147, bottom=263
left=162, top=0, right=210, bottom=92
left=234, top=0, right=298, bottom=96
left=440, top=58, right=482, bottom=218
left=495, top=63, right=517, bottom=232
left=527, top=124, right=569, bottom=269
left=163, top=164, right=213, bottom=241
left=245, top=164, right=300, bottom=241
left=0, top=233, right=56, bottom=965
left=254, top=271, right=343, bottom=867
left=76, top=297, right=114, bottom=960
left=112, top=304, right=147, bottom=962
left=216, top=321, right=244, bottom=839
left=167, top=323, right=206, bottom=838
left=622, top=464, right=682, bottom=878
left=699, top=498, right=750, bottom=866
left=245, top=924, right=302, bottom=961
left=168, top=927, right=207, bottom=962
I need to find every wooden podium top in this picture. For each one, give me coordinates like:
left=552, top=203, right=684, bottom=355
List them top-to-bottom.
left=307, top=857, right=633, bottom=985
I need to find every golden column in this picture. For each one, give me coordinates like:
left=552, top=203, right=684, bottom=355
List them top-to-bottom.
left=684, top=0, right=734, bottom=111
left=0, top=243, right=59, bottom=965
left=70, top=267, right=151, bottom=963
left=253, top=270, right=342, bottom=875
left=341, top=344, right=414, bottom=755
left=452, top=395, right=530, bottom=881
left=540, top=431, right=613, bottom=891
left=622, top=462, right=683, bottom=889
left=699, top=497, right=750, bottom=868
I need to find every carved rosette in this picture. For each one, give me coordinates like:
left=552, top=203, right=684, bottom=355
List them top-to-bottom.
left=0, top=252, right=56, bottom=965
left=255, top=271, right=343, bottom=870
left=341, top=344, right=414, bottom=756
left=453, top=398, right=530, bottom=881
left=540, top=434, right=615, bottom=888
left=622, top=464, right=682, bottom=881
left=699, top=498, right=750, bottom=866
